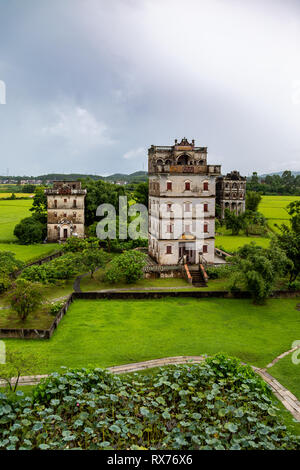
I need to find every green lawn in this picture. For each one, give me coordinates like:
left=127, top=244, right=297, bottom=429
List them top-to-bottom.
left=0, top=199, right=33, bottom=241
left=0, top=243, right=60, bottom=263
left=80, top=268, right=230, bottom=292
left=3, top=297, right=300, bottom=377
left=0, top=307, right=54, bottom=329
left=269, top=353, right=300, bottom=400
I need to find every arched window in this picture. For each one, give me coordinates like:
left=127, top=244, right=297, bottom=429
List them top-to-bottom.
left=177, top=154, right=191, bottom=165
left=184, top=180, right=191, bottom=190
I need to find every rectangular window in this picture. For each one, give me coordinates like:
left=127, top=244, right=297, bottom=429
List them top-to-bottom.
left=167, top=182, right=172, bottom=191
left=185, top=182, right=190, bottom=190
left=203, top=182, right=209, bottom=191
left=64, top=199, right=67, bottom=203
left=54, top=200, right=57, bottom=208
left=73, top=200, right=77, bottom=208
left=167, top=203, right=172, bottom=212
left=184, top=203, right=191, bottom=212
left=204, top=203, right=208, bottom=212
left=204, top=223, right=208, bottom=233
left=167, top=224, right=173, bottom=233
left=185, top=224, right=190, bottom=233
left=203, top=245, right=208, bottom=253
left=166, top=246, right=172, bottom=254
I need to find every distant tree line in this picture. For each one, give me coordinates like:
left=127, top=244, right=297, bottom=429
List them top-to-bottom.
left=247, top=171, right=300, bottom=195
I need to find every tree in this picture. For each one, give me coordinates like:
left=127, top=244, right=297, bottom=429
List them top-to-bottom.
left=81, top=178, right=125, bottom=226
left=133, top=182, right=149, bottom=208
left=22, top=184, right=36, bottom=193
left=29, top=186, right=47, bottom=223
left=246, top=191, right=262, bottom=212
left=286, top=200, right=300, bottom=233
left=275, top=201, right=300, bottom=282
left=224, top=209, right=246, bottom=235
left=244, top=210, right=267, bottom=236
left=14, top=216, right=46, bottom=244
left=275, top=228, right=300, bottom=282
left=229, top=243, right=291, bottom=304
left=82, top=248, right=109, bottom=278
left=105, top=250, right=147, bottom=284
left=0, top=252, right=24, bottom=293
left=9, top=280, right=44, bottom=321
left=0, top=351, right=42, bottom=392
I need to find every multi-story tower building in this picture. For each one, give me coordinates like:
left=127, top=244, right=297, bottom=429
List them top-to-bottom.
left=148, top=138, right=221, bottom=265
left=216, top=171, right=246, bottom=218
left=45, top=181, right=86, bottom=242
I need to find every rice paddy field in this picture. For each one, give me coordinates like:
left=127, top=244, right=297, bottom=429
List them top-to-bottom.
left=0, top=193, right=33, bottom=198
left=215, top=195, right=300, bottom=252
left=258, top=195, right=300, bottom=232
left=0, top=198, right=59, bottom=262
left=0, top=199, right=33, bottom=241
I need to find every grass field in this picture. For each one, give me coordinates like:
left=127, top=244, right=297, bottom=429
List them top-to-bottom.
left=215, top=195, right=300, bottom=251
left=258, top=195, right=300, bottom=232
left=0, top=199, right=33, bottom=241
left=215, top=234, right=270, bottom=252
left=0, top=243, right=60, bottom=262
left=3, top=297, right=300, bottom=376
left=269, top=353, right=300, bottom=400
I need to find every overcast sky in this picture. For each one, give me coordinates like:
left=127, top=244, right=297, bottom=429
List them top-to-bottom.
left=0, top=0, right=300, bottom=176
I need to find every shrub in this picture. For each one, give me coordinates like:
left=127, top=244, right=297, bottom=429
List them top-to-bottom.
left=14, top=215, right=46, bottom=244
left=229, top=243, right=292, bottom=303
left=104, top=250, right=147, bottom=284
left=20, top=253, right=84, bottom=284
left=205, top=265, right=235, bottom=279
left=288, top=280, right=300, bottom=291
left=49, top=300, right=65, bottom=315
left=0, top=355, right=299, bottom=450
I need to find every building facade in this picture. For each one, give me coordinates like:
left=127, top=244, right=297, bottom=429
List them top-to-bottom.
left=148, top=138, right=221, bottom=265
left=216, top=171, right=246, bottom=218
left=45, top=181, right=86, bottom=242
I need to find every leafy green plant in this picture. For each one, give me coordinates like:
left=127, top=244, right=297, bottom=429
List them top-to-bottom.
left=49, top=300, right=65, bottom=315
left=0, top=355, right=298, bottom=450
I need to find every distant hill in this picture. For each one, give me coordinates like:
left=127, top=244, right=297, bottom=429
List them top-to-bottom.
left=0, top=171, right=148, bottom=184
left=38, top=171, right=148, bottom=183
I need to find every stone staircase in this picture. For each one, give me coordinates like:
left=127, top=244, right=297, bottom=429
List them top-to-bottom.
left=190, top=268, right=207, bottom=287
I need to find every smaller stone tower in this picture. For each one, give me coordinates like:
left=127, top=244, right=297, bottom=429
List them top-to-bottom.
left=216, top=171, right=246, bottom=218
left=45, top=181, right=86, bottom=242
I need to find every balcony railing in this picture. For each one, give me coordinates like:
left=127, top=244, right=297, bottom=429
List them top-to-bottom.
left=151, top=164, right=221, bottom=175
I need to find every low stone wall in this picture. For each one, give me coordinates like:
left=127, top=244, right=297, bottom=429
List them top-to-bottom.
left=25, top=250, right=64, bottom=267
left=0, top=289, right=299, bottom=340
left=0, top=294, right=74, bottom=340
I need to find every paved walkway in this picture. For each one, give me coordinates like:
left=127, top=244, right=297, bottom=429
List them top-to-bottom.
left=1, top=354, right=299, bottom=422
